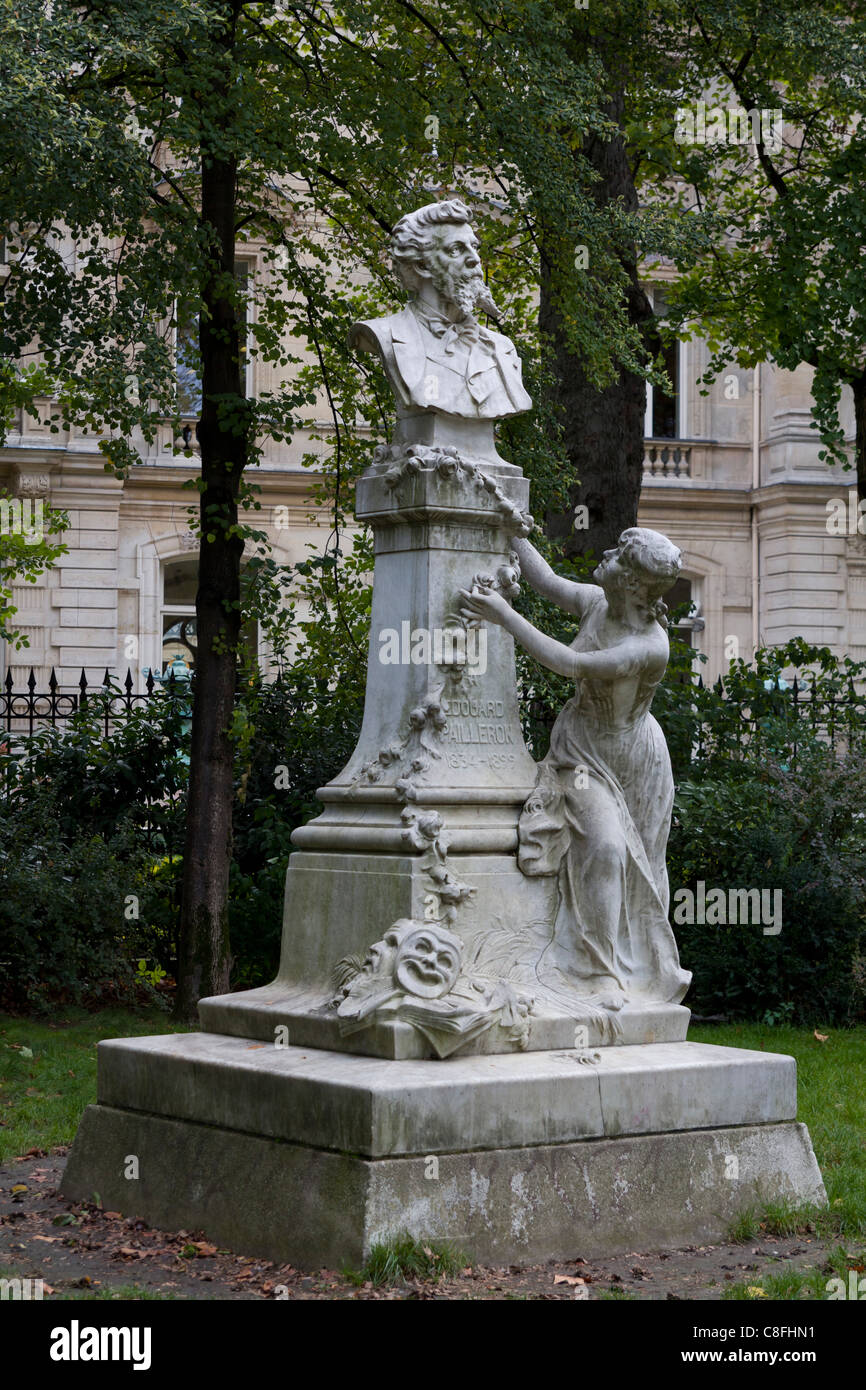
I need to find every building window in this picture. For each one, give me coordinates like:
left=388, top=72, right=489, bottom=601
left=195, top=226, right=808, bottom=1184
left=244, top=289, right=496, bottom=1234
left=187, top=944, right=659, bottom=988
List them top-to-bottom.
left=644, top=285, right=682, bottom=439
left=160, top=556, right=259, bottom=673
left=162, top=559, right=198, bottom=670
left=665, top=576, right=704, bottom=651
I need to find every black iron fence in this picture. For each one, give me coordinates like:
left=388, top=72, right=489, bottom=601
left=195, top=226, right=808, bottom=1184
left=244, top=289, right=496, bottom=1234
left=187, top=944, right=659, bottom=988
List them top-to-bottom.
left=3, top=662, right=866, bottom=756
left=1, top=666, right=190, bottom=739
left=1, top=666, right=190, bottom=969
left=692, top=671, right=866, bottom=762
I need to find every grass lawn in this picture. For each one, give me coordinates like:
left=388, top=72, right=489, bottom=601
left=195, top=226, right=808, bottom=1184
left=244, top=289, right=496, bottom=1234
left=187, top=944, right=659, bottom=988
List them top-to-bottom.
left=0, top=1006, right=188, bottom=1163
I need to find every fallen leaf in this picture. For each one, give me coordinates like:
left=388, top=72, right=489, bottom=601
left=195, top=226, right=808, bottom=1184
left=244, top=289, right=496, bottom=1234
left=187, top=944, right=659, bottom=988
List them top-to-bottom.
left=814, top=1031, right=829, bottom=1043
left=33, top=1235, right=60, bottom=1243
left=553, top=1274, right=584, bottom=1286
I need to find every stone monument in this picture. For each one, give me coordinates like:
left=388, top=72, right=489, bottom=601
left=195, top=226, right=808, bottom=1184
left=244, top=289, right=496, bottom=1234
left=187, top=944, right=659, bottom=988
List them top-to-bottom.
left=63, top=199, right=825, bottom=1267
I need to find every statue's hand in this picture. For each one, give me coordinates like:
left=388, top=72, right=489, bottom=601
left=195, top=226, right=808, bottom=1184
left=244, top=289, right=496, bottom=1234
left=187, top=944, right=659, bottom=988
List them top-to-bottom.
left=458, top=586, right=511, bottom=627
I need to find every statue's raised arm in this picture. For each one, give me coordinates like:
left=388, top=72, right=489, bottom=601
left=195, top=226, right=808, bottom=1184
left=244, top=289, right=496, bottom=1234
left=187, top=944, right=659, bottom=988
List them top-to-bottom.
left=464, top=526, right=691, bottom=1010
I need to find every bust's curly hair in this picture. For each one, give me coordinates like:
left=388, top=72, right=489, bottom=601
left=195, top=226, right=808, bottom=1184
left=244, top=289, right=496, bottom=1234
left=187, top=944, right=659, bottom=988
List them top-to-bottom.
left=390, top=199, right=472, bottom=291
left=616, top=527, right=682, bottom=627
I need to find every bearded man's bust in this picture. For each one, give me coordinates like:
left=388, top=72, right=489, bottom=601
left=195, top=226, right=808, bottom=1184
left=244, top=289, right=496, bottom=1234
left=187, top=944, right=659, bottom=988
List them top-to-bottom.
left=349, top=200, right=532, bottom=423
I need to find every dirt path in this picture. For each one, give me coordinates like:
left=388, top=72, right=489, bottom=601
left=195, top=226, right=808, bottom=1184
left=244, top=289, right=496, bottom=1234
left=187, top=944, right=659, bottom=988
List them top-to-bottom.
left=0, top=1150, right=840, bottom=1301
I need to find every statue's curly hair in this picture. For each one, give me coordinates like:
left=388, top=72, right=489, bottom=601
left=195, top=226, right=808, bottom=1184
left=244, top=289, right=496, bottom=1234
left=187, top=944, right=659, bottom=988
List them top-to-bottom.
left=390, top=199, right=472, bottom=291
left=616, top=527, right=682, bottom=627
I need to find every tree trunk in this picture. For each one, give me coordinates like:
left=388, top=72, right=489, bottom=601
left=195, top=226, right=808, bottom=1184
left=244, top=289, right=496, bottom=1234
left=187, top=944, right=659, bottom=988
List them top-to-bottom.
left=540, top=86, right=653, bottom=561
left=175, top=131, right=247, bottom=1020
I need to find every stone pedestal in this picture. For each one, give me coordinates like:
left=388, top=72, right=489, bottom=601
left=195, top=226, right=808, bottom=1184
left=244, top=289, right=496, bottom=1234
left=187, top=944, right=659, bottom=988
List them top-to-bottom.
left=62, top=434, right=827, bottom=1259
left=196, top=434, right=561, bottom=1061
left=193, top=438, right=688, bottom=1058
left=62, top=1036, right=826, bottom=1268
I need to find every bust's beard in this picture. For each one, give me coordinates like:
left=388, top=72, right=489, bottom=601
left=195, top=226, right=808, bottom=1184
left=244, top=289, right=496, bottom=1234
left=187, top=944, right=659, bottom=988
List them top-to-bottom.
left=434, top=266, right=501, bottom=322
left=473, top=279, right=501, bottom=321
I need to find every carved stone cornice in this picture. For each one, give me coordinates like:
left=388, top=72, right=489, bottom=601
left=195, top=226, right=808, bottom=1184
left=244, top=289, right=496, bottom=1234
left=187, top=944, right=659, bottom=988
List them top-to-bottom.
left=11, top=466, right=52, bottom=498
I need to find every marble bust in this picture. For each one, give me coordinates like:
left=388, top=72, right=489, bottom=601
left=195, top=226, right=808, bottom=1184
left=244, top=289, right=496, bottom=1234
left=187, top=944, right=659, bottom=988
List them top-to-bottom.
left=349, top=198, right=532, bottom=422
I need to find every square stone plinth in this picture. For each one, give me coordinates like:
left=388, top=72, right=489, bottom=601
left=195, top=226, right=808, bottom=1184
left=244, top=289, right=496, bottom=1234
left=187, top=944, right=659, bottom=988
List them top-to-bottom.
left=60, top=1033, right=826, bottom=1268
left=87, top=1034, right=797, bottom=1157
left=61, top=1107, right=825, bottom=1269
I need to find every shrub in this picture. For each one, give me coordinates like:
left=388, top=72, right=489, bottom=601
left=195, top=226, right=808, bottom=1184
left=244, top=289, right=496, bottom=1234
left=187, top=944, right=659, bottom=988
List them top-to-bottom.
left=0, top=663, right=363, bottom=1000
left=229, top=669, right=363, bottom=986
left=0, top=692, right=189, bottom=1006
left=669, top=743, right=866, bottom=1024
left=0, top=802, right=169, bottom=1011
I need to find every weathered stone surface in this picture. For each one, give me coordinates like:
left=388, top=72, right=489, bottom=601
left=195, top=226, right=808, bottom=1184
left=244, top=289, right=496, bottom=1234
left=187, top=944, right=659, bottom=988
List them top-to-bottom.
left=199, top=853, right=692, bottom=1057
left=199, top=983, right=690, bottom=1058
left=93, top=1034, right=796, bottom=1159
left=62, top=1105, right=370, bottom=1270
left=61, top=1107, right=825, bottom=1270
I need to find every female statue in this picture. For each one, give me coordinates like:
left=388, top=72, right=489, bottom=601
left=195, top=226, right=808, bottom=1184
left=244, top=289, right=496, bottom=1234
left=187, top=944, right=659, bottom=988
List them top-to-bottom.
left=460, top=527, right=691, bottom=1011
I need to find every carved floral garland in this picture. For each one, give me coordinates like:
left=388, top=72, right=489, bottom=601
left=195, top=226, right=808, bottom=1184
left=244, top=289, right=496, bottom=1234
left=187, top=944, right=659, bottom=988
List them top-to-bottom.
left=331, top=445, right=537, bottom=1053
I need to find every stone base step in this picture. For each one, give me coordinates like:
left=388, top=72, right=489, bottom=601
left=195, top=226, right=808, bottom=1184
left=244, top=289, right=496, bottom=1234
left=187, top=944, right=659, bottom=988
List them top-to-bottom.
left=86, top=1034, right=798, bottom=1158
left=61, top=1106, right=825, bottom=1269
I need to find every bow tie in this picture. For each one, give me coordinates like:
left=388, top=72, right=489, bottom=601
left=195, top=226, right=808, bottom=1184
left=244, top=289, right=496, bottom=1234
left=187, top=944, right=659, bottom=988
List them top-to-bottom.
left=415, top=307, right=497, bottom=358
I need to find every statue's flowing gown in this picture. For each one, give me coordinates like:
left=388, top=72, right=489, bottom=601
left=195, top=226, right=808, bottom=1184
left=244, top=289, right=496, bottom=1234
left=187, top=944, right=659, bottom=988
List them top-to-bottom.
left=517, top=592, right=691, bottom=1005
